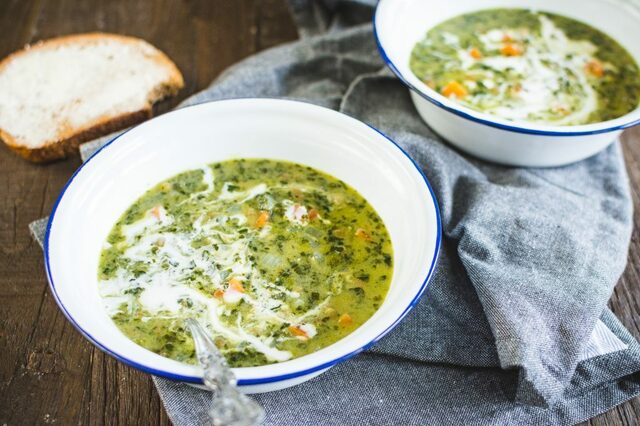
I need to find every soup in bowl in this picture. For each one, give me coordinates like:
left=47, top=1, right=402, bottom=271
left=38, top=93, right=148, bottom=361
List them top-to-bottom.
left=44, top=99, right=441, bottom=393
left=99, top=158, right=394, bottom=368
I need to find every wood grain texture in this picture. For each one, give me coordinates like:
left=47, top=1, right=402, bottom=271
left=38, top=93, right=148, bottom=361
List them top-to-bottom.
left=0, top=1, right=637, bottom=425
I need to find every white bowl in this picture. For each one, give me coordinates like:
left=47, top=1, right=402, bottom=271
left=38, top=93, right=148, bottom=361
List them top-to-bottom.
left=374, top=0, right=640, bottom=167
left=44, top=99, right=441, bottom=393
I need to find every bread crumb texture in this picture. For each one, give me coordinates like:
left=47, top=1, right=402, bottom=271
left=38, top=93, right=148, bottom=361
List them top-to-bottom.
left=0, top=33, right=183, bottom=162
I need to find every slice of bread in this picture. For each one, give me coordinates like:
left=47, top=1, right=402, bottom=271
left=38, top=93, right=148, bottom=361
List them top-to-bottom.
left=0, top=33, right=184, bottom=163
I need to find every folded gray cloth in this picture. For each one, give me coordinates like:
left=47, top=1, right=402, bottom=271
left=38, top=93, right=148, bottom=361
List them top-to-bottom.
left=30, top=0, right=640, bottom=424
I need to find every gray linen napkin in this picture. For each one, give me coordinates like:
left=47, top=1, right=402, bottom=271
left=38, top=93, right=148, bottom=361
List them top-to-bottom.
left=30, top=0, right=640, bottom=424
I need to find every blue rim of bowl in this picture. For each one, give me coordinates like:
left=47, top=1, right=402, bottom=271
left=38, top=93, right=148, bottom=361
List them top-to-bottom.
left=372, top=3, right=640, bottom=137
left=43, top=98, right=443, bottom=386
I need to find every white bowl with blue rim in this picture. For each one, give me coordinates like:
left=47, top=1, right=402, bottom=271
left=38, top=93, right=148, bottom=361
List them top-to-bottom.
left=374, top=0, right=640, bottom=167
left=44, top=98, right=441, bottom=393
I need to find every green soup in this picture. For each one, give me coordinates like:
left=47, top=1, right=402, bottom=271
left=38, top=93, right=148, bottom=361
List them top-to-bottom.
left=410, top=8, right=640, bottom=125
left=98, top=159, right=393, bottom=367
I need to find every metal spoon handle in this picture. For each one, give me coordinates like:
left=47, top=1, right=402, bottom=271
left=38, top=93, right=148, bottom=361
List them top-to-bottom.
left=186, top=319, right=265, bottom=426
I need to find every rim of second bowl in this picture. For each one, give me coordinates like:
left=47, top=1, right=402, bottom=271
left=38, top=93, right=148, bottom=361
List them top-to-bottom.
left=373, top=0, right=640, bottom=137
left=43, top=98, right=443, bottom=386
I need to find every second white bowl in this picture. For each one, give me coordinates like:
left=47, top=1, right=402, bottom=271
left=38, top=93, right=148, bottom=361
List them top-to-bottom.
left=374, top=0, right=640, bottom=167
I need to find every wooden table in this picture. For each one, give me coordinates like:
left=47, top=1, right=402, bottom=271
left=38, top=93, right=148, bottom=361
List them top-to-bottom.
left=0, top=1, right=637, bottom=424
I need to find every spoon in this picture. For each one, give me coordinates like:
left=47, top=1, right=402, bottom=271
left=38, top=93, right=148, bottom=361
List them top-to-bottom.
left=186, top=318, right=265, bottom=426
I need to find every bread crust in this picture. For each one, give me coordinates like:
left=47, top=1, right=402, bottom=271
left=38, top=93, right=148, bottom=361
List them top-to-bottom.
left=0, top=33, right=184, bottom=163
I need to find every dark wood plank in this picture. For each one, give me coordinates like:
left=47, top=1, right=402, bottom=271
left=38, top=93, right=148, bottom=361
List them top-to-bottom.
left=0, top=1, right=638, bottom=425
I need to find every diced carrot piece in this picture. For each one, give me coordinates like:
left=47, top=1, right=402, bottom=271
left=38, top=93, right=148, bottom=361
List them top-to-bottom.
left=500, top=43, right=522, bottom=56
left=469, top=47, right=482, bottom=59
left=585, top=60, right=604, bottom=77
left=441, top=81, right=468, bottom=98
left=150, top=205, right=162, bottom=219
left=308, top=208, right=319, bottom=220
left=255, top=211, right=269, bottom=228
left=354, top=228, right=371, bottom=240
left=228, top=277, right=244, bottom=293
left=213, top=289, right=224, bottom=299
left=338, top=313, right=353, bottom=326
left=288, top=325, right=308, bottom=338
